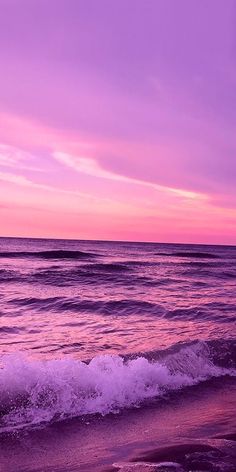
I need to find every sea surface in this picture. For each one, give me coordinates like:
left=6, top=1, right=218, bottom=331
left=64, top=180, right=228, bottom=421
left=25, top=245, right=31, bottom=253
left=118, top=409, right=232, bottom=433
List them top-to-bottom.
left=0, top=237, right=236, bottom=472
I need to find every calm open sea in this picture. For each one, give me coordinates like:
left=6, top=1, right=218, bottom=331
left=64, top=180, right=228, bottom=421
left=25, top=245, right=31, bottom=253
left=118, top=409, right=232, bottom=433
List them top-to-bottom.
left=0, top=237, right=235, bottom=471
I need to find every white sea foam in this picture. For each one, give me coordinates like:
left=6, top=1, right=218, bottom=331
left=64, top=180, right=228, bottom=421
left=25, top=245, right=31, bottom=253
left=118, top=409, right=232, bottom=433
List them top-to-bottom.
left=0, top=342, right=232, bottom=431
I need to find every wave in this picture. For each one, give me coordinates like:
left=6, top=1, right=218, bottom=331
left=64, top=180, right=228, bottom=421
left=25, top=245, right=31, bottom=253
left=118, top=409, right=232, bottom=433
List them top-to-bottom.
left=0, top=249, right=96, bottom=260
left=157, top=251, right=220, bottom=259
left=123, top=260, right=159, bottom=267
left=180, top=261, right=222, bottom=267
left=83, top=263, right=131, bottom=272
left=2, top=267, right=149, bottom=288
left=29, top=267, right=154, bottom=288
left=181, top=267, right=236, bottom=281
left=0, top=269, right=20, bottom=283
left=221, top=271, right=236, bottom=279
left=7, top=296, right=236, bottom=324
left=8, top=296, right=165, bottom=316
left=165, top=304, right=236, bottom=322
left=0, top=326, right=24, bottom=334
left=0, top=341, right=235, bottom=432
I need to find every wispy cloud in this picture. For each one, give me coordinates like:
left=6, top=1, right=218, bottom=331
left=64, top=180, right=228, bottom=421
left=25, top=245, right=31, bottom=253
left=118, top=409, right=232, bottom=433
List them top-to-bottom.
left=0, top=144, right=43, bottom=172
left=0, top=144, right=91, bottom=198
left=54, top=151, right=206, bottom=200
left=0, top=167, right=142, bottom=216
left=0, top=169, right=91, bottom=199
left=0, top=171, right=33, bottom=187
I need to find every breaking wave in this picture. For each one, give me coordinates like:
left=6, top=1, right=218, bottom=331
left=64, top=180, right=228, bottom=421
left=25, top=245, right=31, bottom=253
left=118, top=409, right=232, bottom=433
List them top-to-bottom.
left=0, top=341, right=235, bottom=433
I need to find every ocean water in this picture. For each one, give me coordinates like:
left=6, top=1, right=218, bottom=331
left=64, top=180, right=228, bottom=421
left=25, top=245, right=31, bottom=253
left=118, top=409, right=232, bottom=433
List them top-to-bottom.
left=0, top=237, right=236, bottom=472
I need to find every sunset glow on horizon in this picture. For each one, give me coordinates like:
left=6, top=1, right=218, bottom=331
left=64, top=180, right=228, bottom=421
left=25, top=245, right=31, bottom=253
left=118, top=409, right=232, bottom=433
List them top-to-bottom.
left=0, top=0, right=236, bottom=245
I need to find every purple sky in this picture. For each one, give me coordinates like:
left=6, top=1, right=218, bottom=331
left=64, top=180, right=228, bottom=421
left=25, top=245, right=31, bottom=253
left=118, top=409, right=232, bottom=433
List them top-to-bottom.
left=0, top=0, right=236, bottom=243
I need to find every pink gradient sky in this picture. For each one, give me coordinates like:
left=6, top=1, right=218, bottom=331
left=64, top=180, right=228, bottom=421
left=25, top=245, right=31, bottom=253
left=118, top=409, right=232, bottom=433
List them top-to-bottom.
left=0, top=0, right=236, bottom=244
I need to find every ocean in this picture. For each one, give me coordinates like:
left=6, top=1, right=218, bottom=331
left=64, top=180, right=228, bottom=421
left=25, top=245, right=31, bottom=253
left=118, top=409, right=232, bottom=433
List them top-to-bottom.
left=0, top=237, right=235, bottom=472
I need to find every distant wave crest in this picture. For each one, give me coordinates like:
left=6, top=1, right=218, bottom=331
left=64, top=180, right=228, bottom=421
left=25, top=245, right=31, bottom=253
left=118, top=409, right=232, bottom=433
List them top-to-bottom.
left=0, top=250, right=96, bottom=260
left=157, top=251, right=220, bottom=259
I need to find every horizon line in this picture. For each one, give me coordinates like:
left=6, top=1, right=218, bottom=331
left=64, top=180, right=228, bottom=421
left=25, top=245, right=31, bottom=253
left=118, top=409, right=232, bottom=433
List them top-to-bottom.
left=0, top=234, right=235, bottom=248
